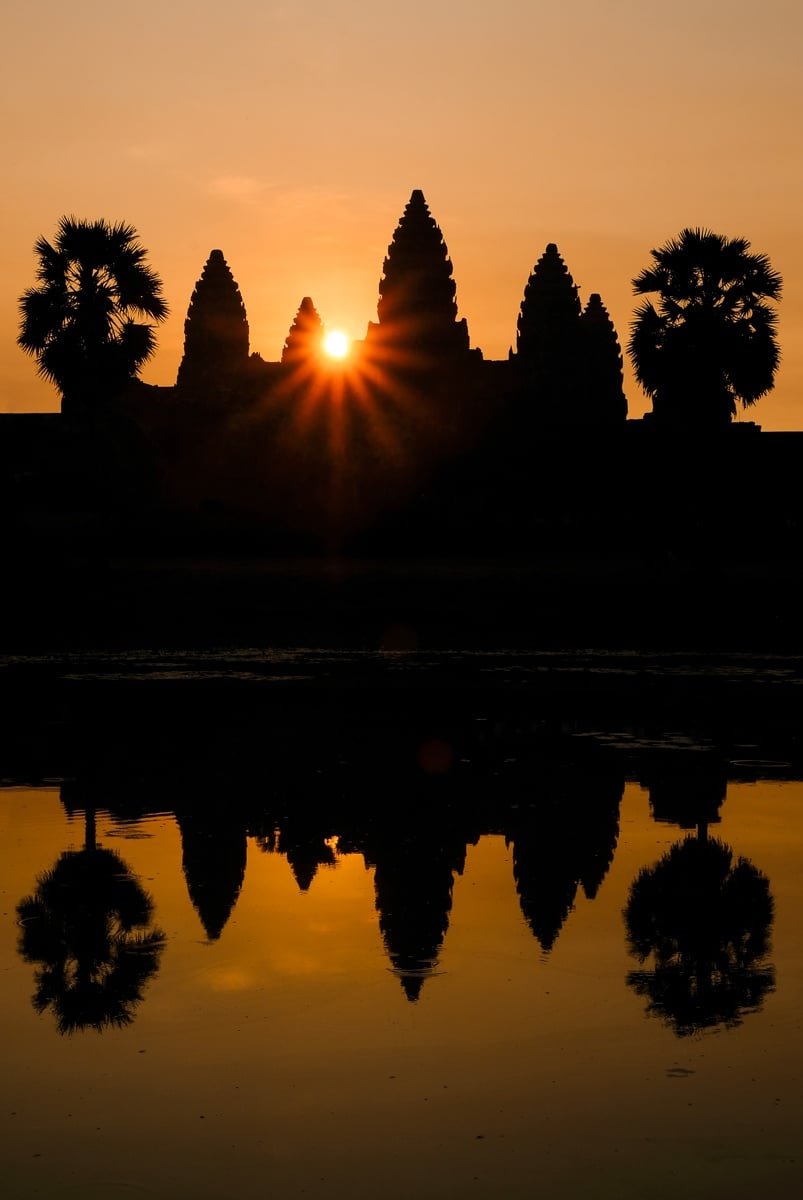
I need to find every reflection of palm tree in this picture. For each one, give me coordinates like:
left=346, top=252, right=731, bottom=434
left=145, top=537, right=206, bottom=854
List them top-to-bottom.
left=624, top=836, right=774, bottom=1036
left=17, top=845, right=165, bottom=1034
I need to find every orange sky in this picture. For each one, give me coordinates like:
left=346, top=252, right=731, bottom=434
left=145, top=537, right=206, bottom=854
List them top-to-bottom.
left=3, top=1, right=802, bottom=427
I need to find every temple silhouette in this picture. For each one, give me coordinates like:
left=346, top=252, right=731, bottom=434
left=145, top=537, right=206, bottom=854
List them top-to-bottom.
left=5, top=188, right=803, bottom=655
left=167, top=189, right=625, bottom=438
left=1, top=190, right=644, bottom=552
left=176, top=248, right=250, bottom=398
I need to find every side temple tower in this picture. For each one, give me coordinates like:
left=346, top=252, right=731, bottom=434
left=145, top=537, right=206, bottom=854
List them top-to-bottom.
left=176, top=250, right=249, bottom=394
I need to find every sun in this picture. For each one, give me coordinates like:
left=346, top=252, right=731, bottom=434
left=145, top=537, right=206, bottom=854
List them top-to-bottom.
left=323, top=329, right=350, bottom=360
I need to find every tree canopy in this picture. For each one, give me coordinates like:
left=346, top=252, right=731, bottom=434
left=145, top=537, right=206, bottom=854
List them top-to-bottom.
left=18, top=216, right=167, bottom=416
left=629, top=228, right=782, bottom=427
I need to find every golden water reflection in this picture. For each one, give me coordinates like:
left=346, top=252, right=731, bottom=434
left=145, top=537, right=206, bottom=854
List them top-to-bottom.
left=1, top=781, right=802, bottom=1199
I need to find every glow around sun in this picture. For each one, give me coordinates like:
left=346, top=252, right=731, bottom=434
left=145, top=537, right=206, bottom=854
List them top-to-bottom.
left=323, top=330, right=350, bottom=359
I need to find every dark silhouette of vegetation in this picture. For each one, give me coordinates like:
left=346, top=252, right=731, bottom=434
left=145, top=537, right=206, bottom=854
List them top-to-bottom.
left=365, top=189, right=470, bottom=363
left=17, top=216, right=167, bottom=417
left=629, top=228, right=782, bottom=428
left=176, top=249, right=249, bottom=394
left=282, top=296, right=325, bottom=364
left=16, top=799, right=165, bottom=1033
left=624, top=835, right=775, bottom=1036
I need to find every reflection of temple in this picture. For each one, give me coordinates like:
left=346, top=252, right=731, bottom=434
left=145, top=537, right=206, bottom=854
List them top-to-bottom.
left=50, top=737, right=630, bottom=980
left=28, top=741, right=776, bottom=1027
left=505, top=768, right=623, bottom=952
left=60, top=782, right=249, bottom=943
left=176, top=809, right=248, bottom=941
left=254, top=811, right=337, bottom=893
left=357, top=813, right=475, bottom=1001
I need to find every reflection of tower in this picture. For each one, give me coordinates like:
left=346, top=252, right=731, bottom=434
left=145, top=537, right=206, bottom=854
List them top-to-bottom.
left=365, top=189, right=470, bottom=365
left=506, top=769, right=623, bottom=952
left=176, top=811, right=247, bottom=941
left=255, top=814, right=337, bottom=893
left=362, top=816, right=471, bottom=1001
left=625, top=835, right=775, bottom=1036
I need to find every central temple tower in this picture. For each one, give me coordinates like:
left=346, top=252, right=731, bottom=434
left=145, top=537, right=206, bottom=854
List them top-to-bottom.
left=366, top=190, right=470, bottom=365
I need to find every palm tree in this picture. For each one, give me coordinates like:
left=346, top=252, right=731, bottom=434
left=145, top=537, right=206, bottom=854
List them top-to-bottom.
left=18, top=216, right=168, bottom=417
left=629, top=228, right=782, bottom=427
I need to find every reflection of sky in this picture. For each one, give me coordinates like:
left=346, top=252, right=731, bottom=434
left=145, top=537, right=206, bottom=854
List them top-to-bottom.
left=3, top=2, right=803, bottom=429
left=1, top=782, right=801, bottom=1197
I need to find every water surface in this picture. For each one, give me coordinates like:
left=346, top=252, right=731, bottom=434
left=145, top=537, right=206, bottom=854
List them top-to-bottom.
left=2, top=771, right=801, bottom=1199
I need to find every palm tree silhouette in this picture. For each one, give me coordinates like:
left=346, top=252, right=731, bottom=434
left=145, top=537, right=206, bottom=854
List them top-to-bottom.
left=17, top=216, right=167, bottom=417
left=629, top=228, right=782, bottom=427
left=16, top=805, right=165, bottom=1033
left=624, top=835, right=774, bottom=1036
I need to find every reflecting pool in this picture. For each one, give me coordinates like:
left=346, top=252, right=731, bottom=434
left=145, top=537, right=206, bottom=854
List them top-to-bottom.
left=2, top=762, right=802, bottom=1199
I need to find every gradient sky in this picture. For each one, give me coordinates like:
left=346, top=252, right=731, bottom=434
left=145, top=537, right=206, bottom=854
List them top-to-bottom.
left=3, top=0, right=802, bottom=426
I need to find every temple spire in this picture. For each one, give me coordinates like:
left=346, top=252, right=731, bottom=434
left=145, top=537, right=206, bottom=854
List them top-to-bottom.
left=367, top=189, right=470, bottom=362
left=513, top=243, right=583, bottom=422
left=176, top=249, right=249, bottom=393
left=580, top=293, right=628, bottom=425
left=282, top=296, right=324, bottom=364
